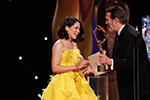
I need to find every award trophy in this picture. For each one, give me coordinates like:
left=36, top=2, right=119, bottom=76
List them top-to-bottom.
left=88, top=25, right=109, bottom=76
left=88, top=25, right=109, bottom=100
left=93, top=25, right=108, bottom=55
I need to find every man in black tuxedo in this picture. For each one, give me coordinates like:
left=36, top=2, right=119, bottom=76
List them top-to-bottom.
left=99, top=6, right=150, bottom=100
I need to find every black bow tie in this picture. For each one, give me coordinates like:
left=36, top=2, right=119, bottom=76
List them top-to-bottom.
left=115, top=32, right=119, bottom=44
left=116, top=32, right=119, bottom=37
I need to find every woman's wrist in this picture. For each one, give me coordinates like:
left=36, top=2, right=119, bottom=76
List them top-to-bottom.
left=76, top=65, right=81, bottom=70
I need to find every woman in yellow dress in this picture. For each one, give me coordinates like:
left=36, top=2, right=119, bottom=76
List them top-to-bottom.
left=41, top=16, right=97, bottom=100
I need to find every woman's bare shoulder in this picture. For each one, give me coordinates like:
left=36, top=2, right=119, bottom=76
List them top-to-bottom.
left=52, top=39, right=64, bottom=52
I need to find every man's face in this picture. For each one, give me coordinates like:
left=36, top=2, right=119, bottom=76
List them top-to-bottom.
left=105, top=12, right=116, bottom=32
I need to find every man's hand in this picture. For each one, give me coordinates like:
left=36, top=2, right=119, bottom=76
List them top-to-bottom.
left=99, top=54, right=112, bottom=66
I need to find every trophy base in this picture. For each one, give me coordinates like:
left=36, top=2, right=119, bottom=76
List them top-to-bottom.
left=88, top=75, right=109, bottom=100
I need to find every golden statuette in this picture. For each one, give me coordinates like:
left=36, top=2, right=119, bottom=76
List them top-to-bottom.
left=93, top=25, right=108, bottom=54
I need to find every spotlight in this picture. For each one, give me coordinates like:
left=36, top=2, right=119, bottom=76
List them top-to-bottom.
left=44, top=37, right=48, bottom=41
left=19, top=56, right=22, bottom=60
left=35, top=76, right=38, bottom=80
left=38, top=94, right=42, bottom=98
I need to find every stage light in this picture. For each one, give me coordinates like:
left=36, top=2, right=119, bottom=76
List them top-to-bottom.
left=135, top=26, right=138, bottom=31
left=44, top=37, right=48, bottom=41
left=19, top=56, right=22, bottom=60
left=35, top=76, right=38, bottom=80
left=38, top=94, right=42, bottom=98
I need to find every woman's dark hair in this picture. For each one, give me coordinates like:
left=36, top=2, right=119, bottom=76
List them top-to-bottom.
left=106, top=6, right=127, bottom=24
left=57, top=16, right=84, bottom=42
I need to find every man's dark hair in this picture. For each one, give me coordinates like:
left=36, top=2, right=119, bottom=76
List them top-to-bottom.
left=106, top=6, right=127, bottom=24
left=57, top=16, right=84, bottom=42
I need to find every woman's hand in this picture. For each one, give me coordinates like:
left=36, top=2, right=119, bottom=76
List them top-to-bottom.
left=76, top=58, right=89, bottom=70
left=80, top=61, right=94, bottom=75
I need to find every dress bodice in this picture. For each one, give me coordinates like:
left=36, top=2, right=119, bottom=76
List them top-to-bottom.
left=60, top=49, right=83, bottom=66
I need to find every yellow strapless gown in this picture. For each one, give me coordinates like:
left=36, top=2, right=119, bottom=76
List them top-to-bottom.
left=41, top=49, right=97, bottom=100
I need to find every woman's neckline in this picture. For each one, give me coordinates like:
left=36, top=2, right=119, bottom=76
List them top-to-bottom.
left=63, top=48, right=79, bottom=52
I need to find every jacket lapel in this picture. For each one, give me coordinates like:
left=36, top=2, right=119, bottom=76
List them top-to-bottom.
left=113, top=24, right=128, bottom=58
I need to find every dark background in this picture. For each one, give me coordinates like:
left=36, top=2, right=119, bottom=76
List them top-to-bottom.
left=4, top=0, right=149, bottom=100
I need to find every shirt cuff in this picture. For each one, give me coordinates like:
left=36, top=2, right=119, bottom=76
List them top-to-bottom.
left=110, top=59, right=114, bottom=70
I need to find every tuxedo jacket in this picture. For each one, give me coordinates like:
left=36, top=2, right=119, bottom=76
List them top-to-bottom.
left=112, top=23, right=150, bottom=100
